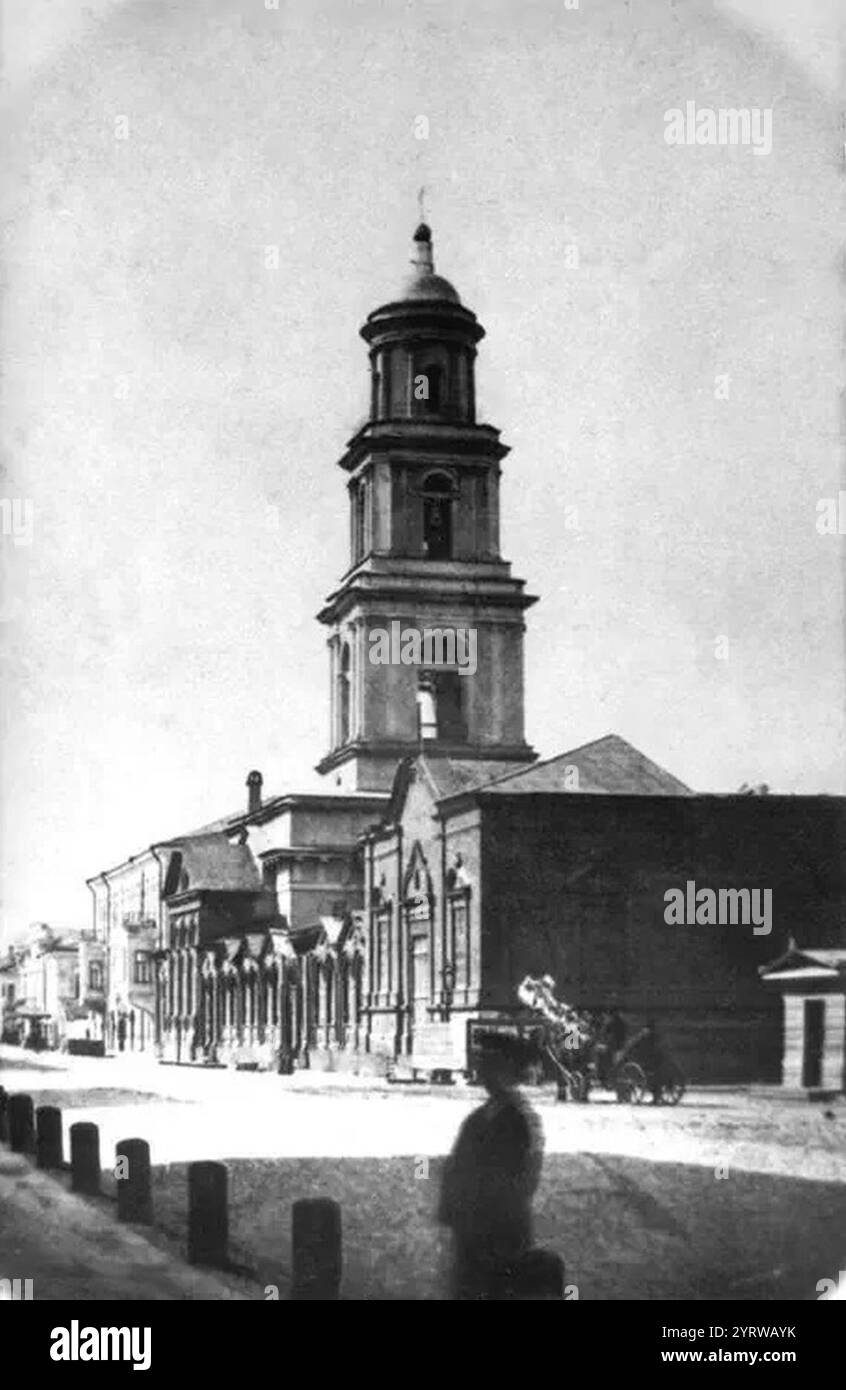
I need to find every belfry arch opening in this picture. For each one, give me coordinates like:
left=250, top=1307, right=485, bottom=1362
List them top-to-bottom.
left=338, top=643, right=352, bottom=745
left=417, top=670, right=467, bottom=743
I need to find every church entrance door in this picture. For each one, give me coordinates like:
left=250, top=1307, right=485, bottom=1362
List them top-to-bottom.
left=406, top=901, right=432, bottom=1052
left=410, top=934, right=430, bottom=1035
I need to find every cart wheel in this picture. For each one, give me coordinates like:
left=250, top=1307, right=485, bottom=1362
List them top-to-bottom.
left=615, top=1061, right=647, bottom=1104
left=661, top=1064, right=686, bottom=1106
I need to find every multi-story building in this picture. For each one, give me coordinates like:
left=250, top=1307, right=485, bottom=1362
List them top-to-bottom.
left=87, top=851, right=161, bottom=1054
left=0, top=924, right=105, bottom=1049
left=0, top=944, right=22, bottom=1041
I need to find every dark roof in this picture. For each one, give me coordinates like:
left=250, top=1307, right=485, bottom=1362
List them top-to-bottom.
left=465, top=735, right=693, bottom=799
left=379, top=737, right=691, bottom=830
left=420, top=758, right=532, bottom=801
left=89, top=805, right=251, bottom=883
left=159, top=834, right=263, bottom=895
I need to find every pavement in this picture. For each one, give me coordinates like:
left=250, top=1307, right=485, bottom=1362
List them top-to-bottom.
left=3, top=1045, right=844, bottom=1177
left=2, top=1046, right=845, bottom=1300
left=0, top=1148, right=258, bottom=1301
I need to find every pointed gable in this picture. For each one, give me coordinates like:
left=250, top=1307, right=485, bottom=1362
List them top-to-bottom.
left=469, top=734, right=692, bottom=798
left=760, top=943, right=846, bottom=982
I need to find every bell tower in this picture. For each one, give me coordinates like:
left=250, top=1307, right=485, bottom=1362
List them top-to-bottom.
left=317, top=222, right=538, bottom=791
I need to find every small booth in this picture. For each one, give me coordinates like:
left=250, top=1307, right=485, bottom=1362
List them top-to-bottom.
left=759, top=942, right=846, bottom=1093
left=14, top=1009, right=54, bottom=1050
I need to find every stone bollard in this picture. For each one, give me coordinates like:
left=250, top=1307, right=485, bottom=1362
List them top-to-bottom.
left=0, top=1086, right=8, bottom=1143
left=8, top=1093, right=35, bottom=1154
left=35, top=1106, right=63, bottom=1169
left=70, top=1121, right=101, bottom=1195
left=116, top=1138, right=153, bottom=1224
left=187, top=1161, right=228, bottom=1267
left=291, top=1198, right=342, bottom=1300
left=512, top=1248, right=566, bottom=1300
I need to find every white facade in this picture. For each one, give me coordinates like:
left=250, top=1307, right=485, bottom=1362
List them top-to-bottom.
left=88, top=852, right=160, bottom=1053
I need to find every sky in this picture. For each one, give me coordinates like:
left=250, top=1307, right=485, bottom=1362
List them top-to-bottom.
left=1, top=0, right=844, bottom=939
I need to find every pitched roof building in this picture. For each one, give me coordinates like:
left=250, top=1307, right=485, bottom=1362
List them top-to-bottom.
left=83, top=219, right=845, bottom=1084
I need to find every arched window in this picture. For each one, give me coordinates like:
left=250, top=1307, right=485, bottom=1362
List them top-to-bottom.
left=422, top=472, right=453, bottom=559
left=351, top=481, right=368, bottom=563
left=338, top=643, right=351, bottom=745
left=417, top=671, right=466, bottom=743
left=449, top=891, right=471, bottom=993
left=133, top=952, right=152, bottom=986
left=88, top=962, right=104, bottom=992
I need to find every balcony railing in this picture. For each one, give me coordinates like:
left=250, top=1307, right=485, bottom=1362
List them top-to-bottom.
left=121, top=914, right=157, bottom=933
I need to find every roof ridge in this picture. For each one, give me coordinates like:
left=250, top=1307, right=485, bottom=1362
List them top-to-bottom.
left=465, top=733, right=626, bottom=793
left=453, top=734, right=693, bottom=798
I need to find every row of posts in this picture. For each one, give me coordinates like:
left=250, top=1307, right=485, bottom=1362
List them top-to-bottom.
left=0, top=1084, right=342, bottom=1300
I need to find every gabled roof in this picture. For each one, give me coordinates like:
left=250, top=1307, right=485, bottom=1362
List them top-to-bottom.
left=471, top=734, right=692, bottom=797
left=432, top=735, right=693, bottom=803
left=376, top=736, right=692, bottom=831
left=377, top=755, right=531, bottom=828
left=420, top=757, right=530, bottom=801
left=87, top=806, right=249, bottom=884
left=158, top=834, right=264, bottom=896
left=760, top=944, right=846, bottom=981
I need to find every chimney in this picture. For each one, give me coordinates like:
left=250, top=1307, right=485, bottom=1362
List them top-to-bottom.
left=246, top=770, right=263, bottom=815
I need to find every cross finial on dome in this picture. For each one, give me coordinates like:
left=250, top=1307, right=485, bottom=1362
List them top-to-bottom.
left=414, top=187, right=432, bottom=248
left=410, top=212, right=434, bottom=274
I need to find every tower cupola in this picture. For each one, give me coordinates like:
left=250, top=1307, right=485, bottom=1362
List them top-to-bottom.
left=362, top=222, right=483, bottom=424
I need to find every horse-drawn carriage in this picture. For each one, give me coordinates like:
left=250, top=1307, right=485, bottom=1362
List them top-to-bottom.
left=515, top=975, right=686, bottom=1105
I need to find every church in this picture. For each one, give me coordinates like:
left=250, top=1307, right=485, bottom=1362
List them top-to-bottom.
left=90, top=220, right=846, bottom=1087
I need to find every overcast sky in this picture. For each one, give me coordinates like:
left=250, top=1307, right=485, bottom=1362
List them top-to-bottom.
left=1, top=0, right=844, bottom=939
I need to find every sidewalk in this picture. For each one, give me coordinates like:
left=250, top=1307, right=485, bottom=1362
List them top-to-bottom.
left=0, top=1042, right=475, bottom=1104
left=0, top=1149, right=259, bottom=1301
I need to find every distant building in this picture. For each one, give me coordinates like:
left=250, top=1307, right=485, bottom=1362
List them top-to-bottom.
left=87, top=850, right=163, bottom=1055
left=0, top=924, right=105, bottom=1049
left=0, top=945, right=21, bottom=1042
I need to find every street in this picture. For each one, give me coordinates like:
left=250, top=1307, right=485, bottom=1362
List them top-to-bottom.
left=1, top=1047, right=844, bottom=1300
